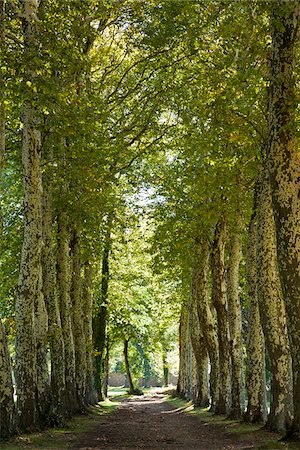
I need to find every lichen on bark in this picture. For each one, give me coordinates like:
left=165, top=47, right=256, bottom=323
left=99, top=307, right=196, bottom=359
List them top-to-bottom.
left=267, top=0, right=300, bottom=434
left=256, top=167, right=293, bottom=432
left=244, top=210, right=267, bottom=424
left=211, top=220, right=230, bottom=414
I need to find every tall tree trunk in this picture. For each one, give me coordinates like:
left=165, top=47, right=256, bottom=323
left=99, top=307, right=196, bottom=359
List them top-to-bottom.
left=0, top=0, right=15, bottom=438
left=15, top=0, right=43, bottom=428
left=267, top=1, right=300, bottom=435
left=15, top=106, right=40, bottom=430
left=42, top=144, right=66, bottom=419
left=256, top=167, right=293, bottom=432
left=244, top=211, right=267, bottom=424
left=57, top=213, right=78, bottom=414
left=211, top=220, right=230, bottom=414
left=93, top=221, right=111, bottom=400
left=227, top=222, right=244, bottom=419
left=70, top=230, right=86, bottom=409
left=193, top=238, right=220, bottom=411
left=83, top=261, right=97, bottom=405
left=34, top=268, right=50, bottom=425
left=189, top=284, right=210, bottom=407
left=177, top=301, right=196, bottom=400
left=177, top=304, right=188, bottom=398
left=0, top=321, right=15, bottom=438
left=123, top=339, right=135, bottom=394
left=102, top=340, right=110, bottom=399
left=162, top=350, right=169, bottom=387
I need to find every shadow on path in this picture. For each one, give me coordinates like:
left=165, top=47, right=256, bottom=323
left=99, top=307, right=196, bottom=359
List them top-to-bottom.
left=74, top=393, right=257, bottom=450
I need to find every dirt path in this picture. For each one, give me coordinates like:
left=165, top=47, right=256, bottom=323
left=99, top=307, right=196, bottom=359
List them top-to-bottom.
left=74, top=393, right=260, bottom=450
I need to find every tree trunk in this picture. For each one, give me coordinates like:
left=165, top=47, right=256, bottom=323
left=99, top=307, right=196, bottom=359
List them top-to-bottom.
left=0, top=0, right=15, bottom=438
left=15, top=0, right=43, bottom=423
left=267, top=1, right=300, bottom=435
left=42, top=144, right=66, bottom=418
left=256, top=167, right=293, bottom=432
left=244, top=211, right=267, bottom=424
left=57, top=213, right=78, bottom=414
left=211, top=220, right=230, bottom=414
left=93, top=222, right=111, bottom=400
left=227, top=222, right=244, bottom=419
left=70, top=230, right=86, bottom=409
left=193, top=238, right=220, bottom=411
left=83, top=261, right=97, bottom=405
left=34, top=268, right=50, bottom=425
left=189, top=285, right=210, bottom=407
left=177, top=305, right=188, bottom=397
left=0, top=320, right=15, bottom=438
left=123, top=339, right=135, bottom=394
left=103, top=341, right=110, bottom=399
left=162, top=351, right=169, bottom=387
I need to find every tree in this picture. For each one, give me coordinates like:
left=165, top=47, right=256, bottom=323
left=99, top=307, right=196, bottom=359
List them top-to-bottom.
left=15, top=0, right=49, bottom=430
left=266, top=1, right=300, bottom=435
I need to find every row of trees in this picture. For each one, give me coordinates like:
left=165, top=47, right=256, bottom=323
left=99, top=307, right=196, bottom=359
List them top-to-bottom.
left=0, top=0, right=180, bottom=438
left=1, top=0, right=300, bottom=442
left=142, top=0, right=300, bottom=437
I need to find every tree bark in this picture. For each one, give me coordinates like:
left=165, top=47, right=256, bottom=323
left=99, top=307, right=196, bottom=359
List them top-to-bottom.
left=0, top=0, right=15, bottom=438
left=15, top=0, right=43, bottom=426
left=267, top=1, right=300, bottom=434
left=42, top=143, right=66, bottom=418
left=256, top=167, right=293, bottom=432
left=244, top=211, right=267, bottom=424
left=57, top=213, right=78, bottom=414
left=211, top=220, right=230, bottom=414
left=93, top=222, right=111, bottom=400
left=227, top=222, right=244, bottom=419
left=70, top=230, right=86, bottom=409
left=193, top=238, right=220, bottom=411
left=83, top=261, right=97, bottom=405
left=34, top=268, right=50, bottom=425
left=189, top=284, right=210, bottom=407
left=177, top=304, right=188, bottom=398
left=0, top=320, right=15, bottom=438
left=123, top=339, right=135, bottom=394
left=102, top=340, right=110, bottom=399
left=162, top=350, right=169, bottom=387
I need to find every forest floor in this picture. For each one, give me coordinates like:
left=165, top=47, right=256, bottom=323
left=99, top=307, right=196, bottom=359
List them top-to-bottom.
left=2, top=388, right=300, bottom=450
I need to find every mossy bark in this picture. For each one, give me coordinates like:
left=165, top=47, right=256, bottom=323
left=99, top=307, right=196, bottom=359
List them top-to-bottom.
left=267, top=1, right=300, bottom=434
left=256, top=167, right=293, bottom=432
left=245, top=211, right=267, bottom=424
left=211, top=221, right=230, bottom=414
left=227, top=223, right=244, bottom=420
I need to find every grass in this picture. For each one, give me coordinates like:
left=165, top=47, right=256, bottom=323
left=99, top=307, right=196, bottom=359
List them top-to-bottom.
left=166, top=396, right=300, bottom=450
left=1, top=399, right=120, bottom=450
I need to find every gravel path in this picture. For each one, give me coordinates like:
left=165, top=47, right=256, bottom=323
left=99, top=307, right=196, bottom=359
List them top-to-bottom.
left=75, top=393, right=259, bottom=450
